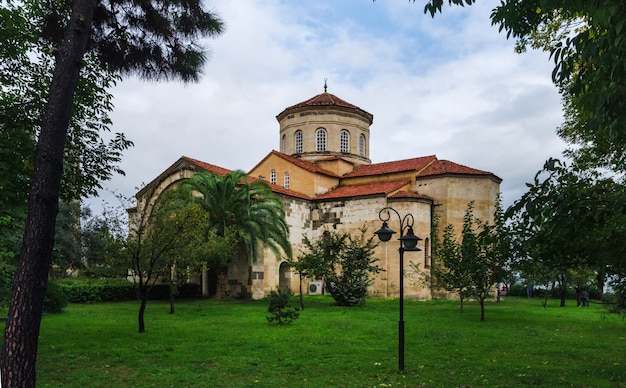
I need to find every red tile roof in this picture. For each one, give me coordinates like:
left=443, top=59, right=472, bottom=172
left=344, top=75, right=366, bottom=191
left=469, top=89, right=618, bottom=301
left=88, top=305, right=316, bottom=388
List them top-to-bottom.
left=276, top=92, right=373, bottom=124
left=285, top=92, right=360, bottom=110
left=251, top=150, right=340, bottom=178
left=344, top=155, right=437, bottom=178
left=182, top=156, right=232, bottom=176
left=417, top=159, right=501, bottom=181
left=244, top=175, right=311, bottom=200
left=315, top=180, right=410, bottom=200
left=265, top=182, right=311, bottom=200
left=388, top=190, right=428, bottom=200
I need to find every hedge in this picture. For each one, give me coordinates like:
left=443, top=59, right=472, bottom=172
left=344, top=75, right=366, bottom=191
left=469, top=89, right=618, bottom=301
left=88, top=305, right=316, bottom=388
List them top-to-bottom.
left=58, top=280, right=202, bottom=303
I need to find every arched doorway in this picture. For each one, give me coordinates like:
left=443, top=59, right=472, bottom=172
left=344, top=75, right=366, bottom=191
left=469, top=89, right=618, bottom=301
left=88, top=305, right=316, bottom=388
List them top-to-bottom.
left=278, top=262, right=291, bottom=293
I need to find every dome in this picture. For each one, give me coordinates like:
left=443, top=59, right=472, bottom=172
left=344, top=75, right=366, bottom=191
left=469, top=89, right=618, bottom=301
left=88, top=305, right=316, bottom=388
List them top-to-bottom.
left=276, top=92, right=373, bottom=125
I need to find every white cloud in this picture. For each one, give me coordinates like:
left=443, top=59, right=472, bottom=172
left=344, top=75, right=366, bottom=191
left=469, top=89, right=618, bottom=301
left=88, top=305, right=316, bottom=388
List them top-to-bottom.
left=89, top=0, right=565, bottom=211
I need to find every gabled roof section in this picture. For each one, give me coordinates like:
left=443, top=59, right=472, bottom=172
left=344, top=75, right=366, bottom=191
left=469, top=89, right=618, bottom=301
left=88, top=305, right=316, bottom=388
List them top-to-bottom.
left=276, top=92, right=373, bottom=124
left=286, top=92, right=360, bottom=110
left=249, top=150, right=341, bottom=178
left=343, top=155, right=437, bottom=178
left=137, top=156, right=232, bottom=198
left=181, top=156, right=232, bottom=177
left=417, top=159, right=502, bottom=182
left=243, top=174, right=311, bottom=200
left=315, top=180, right=410, bottom=201
left=264, top=181, right=312, bottom=200
left=388, top=190, right=429, bottom=200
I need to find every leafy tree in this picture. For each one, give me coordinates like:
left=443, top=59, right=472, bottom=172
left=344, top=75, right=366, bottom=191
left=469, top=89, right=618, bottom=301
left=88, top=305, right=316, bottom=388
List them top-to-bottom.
left=1, top=0, right=224, bottom=385
left=423, top=1, right=626, bottom=173
left=506, top=159, right=626, bottom=308
left=180, top=171, right=292, bottom=297
left=115, top=190, right=207, bottom=332
left=51, top=201, right=83, bottom=278
left=433, top=201, right=508, bottom=321
left=80, top=206, right=122, bottom=278
left=167, top=223, right=237, bottom=311
left=432, top=223, right=472, bottom=312
left=298, top=228, right=382, bottom=307
left=328, top=229, right=382, bottom=306
left=298, top=230, right=346, bottom=282
left=286, top=245, right=328, bottom=310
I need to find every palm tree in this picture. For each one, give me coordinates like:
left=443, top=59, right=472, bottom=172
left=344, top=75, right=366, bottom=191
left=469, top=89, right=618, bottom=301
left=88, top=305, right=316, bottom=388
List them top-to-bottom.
left=182, top=171, right=292, bottom=296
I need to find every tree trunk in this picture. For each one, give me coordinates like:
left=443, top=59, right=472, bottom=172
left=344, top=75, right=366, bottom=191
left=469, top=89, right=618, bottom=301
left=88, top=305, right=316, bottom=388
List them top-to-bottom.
left=1, top=1, right=97, bottom=386
left=169, top=265, right=176, bottom=314
left=298, top=274, right=304, bottom=310
left=558, top=278, right=567, bottom=307
left=169, top=281, right=175, bottom=314
left=138, top=294, right=149, bottom=333
left=459, top=294, right=464, bottom=313
left=479, top=296, right=485, bottom=322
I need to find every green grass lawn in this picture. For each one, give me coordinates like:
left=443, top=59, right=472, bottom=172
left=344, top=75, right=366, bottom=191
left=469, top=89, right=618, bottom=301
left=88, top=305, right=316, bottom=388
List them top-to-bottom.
left=25, top=296, right=626, bottom=387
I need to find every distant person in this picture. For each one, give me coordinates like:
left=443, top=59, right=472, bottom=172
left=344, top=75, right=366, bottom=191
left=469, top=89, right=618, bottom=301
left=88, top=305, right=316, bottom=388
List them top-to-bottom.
left=526, top=284, right=533, bottom=299
left=575, top=285, right=582, bottom=307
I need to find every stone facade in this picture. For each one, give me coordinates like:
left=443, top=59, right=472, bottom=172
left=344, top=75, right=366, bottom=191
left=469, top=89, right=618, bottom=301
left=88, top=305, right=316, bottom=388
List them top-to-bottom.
left=131, top=90, right=501, bottom=300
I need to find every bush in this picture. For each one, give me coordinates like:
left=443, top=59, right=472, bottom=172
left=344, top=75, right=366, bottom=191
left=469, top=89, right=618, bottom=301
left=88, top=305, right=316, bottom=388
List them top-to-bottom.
left=298, top=228, right=382, bottom=307
left=0, top=262, right=16, bottom=308
left=326, top=278, right=369, bottom=307
left=59, top=279, right=203, bottom=303
left=59, top=280, right=136, bottom=303
left=44, top=281, right=68, bottom=313
left=266, top=289, right=299, bottom=325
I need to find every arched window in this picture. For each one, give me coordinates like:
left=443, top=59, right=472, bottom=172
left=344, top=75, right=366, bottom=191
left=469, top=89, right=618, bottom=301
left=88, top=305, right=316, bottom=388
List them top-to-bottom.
left=316, top=128, right=327, bottom=152
left=295, top=130, right=303, bottom=154
left=340, top=130, right=350, bottom=153
left=359, top=134, right=366, bottom=157
left=281, top=135, right=287, bottom=153
left=270, top=169, right=276, bottom=185
left=284, top=172, right=290, bottom=189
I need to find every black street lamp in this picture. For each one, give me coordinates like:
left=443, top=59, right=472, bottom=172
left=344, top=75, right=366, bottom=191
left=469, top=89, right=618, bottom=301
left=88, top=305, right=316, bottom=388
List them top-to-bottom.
left=374, top=207, right=422, bottom=371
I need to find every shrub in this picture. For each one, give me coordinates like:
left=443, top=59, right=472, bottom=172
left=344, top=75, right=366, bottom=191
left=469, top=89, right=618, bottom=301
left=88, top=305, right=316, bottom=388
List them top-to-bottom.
left=298, top=228, right=382, bottom=307
left=0, top=262, right=16, bottom=308
left=58, top=279, right=203, bottom=303
left=59, top=280, right=136, bottom=303
left=44, top=281, right=68, bottom=313
left=266, top=289, right=299, bottom=325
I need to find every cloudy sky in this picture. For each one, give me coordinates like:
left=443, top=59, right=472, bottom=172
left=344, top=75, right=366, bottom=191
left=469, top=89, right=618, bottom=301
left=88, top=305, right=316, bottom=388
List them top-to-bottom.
left=91, top=0, right=566, bottom=211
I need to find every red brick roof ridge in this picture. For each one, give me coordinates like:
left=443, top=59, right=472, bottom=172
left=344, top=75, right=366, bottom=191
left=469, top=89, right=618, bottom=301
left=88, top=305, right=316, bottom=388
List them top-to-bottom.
left=269, top=150, right=341, bottom=177
left=181, top=155, right=232, bottom=176
left=343, top=155, right=438, bottom=177
left=417, top=159, right=501, bottom=180
left=315, top=179, right=411, bottom=200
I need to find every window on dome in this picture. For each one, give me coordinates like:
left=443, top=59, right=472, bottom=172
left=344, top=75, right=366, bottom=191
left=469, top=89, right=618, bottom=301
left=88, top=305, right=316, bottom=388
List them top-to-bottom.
left=316, top=128, right=327, bottom=152
left=295, top=130, right=303, bottom=154
left=340, top=130, right=350, bottom=153
left=359, top=134, right=366, bottom=157
left=281, top=135, right=286, bottom=153
left=270, top=169, right=277, bottom=185
left=284, top=172, right=290, bottom=189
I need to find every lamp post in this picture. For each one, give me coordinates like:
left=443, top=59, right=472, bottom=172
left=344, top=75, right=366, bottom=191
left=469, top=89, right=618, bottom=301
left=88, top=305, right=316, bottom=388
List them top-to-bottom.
left=374, top=207, right=422, bottom=371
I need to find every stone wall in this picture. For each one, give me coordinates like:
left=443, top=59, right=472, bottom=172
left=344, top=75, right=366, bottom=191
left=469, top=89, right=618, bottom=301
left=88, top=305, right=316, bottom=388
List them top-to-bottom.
left=251, top=194, right=434, bottom=300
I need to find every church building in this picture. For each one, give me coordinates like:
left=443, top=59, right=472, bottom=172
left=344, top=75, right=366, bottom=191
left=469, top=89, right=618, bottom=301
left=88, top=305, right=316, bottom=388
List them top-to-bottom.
left=132, top=86, right=501, bottom=300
